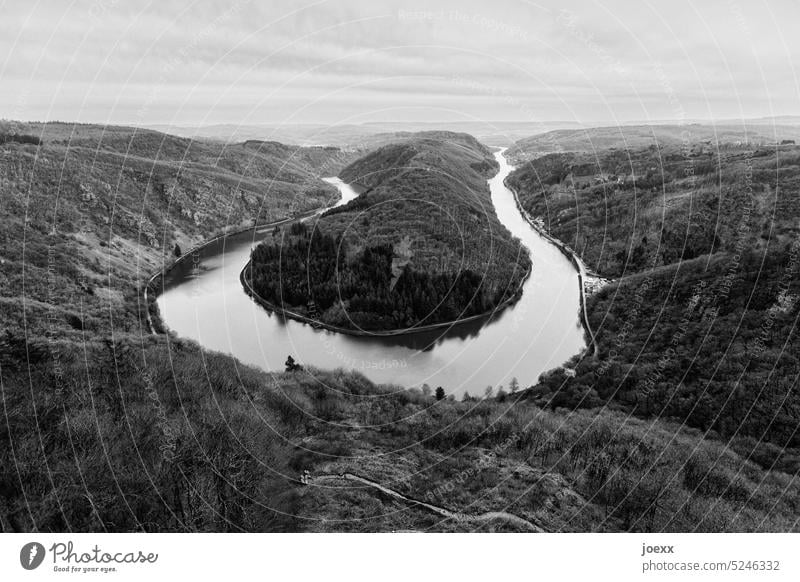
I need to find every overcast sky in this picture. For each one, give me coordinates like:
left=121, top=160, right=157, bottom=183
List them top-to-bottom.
left=1, top=0, right=798, bottom=126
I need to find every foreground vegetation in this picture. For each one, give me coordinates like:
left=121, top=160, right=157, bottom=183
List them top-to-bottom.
left=247, top=132, right=531, bottom=331
left=2, top=336, right=796, bottom=532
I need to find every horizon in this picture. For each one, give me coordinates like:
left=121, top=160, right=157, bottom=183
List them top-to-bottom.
left=3, top=0, right=799, bottom=127
left=7, top=114, right=800, bottom=129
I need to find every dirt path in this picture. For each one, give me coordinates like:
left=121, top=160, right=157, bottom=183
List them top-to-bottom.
left=306, top=472, right=545, bottom=532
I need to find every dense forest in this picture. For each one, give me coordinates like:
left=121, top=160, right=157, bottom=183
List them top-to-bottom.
left=247, top=133, right=531, bottom=332
left=507, top=136, right=800, bottom=471
left=248, top=221, right=522, bottom=330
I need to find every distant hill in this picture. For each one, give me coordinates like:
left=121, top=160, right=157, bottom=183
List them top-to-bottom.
left=149, top=117, right=800, bottom=151
left=0, top=120, right=355, bottom=338
left=147, top=120, right=585, bottom=148
left=507, top=123, right=800, bottom=163
left=246, top=132, right=531, bottom=332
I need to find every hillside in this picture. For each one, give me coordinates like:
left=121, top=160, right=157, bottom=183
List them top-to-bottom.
left=0, top=121, right=354, bottom=339
left=506, top=123, right=800, bottom=163
left=246, top=132, right=531, bottom=332
left=506, top=139, right=800, bottom=469
left=505, top=142, right=800, bottom=277
left=2, top=335, right=797, bottom=533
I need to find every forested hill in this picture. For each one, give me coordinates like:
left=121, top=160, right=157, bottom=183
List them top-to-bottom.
left=0, top=120, right=355, bottom=339
left=337, top=130, right=499, bottom=188
left=248, top=132, right=532, bottom=332
left=505, top=139, right=800, bottom=279
left=507, top=139, right=800, bottom=470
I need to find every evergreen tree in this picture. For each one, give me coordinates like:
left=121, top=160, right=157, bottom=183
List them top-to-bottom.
left=247, top=223, right=528, bottom=332
left=285, top=355, right=301, bottom=372
left=435, top=386, right=445, bottom=401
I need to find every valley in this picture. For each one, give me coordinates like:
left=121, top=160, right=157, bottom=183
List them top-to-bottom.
left=1, top=121, right=798, bottom=534
left=155, top=144, right=585, bottom=393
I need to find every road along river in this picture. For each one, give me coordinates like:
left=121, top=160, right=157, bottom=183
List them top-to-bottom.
left=156, top=150, right=585, bottom=396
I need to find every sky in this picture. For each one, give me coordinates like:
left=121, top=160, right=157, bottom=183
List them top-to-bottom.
left=1, top=0, right=799, bottom=126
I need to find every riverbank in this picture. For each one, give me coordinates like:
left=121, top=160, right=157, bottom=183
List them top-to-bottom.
left=503, top=176, right=598, bottom=357
left=141, top=209, right=324, bottom=336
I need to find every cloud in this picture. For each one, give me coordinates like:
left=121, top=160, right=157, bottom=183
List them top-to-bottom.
left=0, top=0, right=798, bottom=124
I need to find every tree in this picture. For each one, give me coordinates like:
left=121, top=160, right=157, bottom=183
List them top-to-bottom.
left=247, top=219, right=530, bottom=333
left=173, top=242, right=182, bottom=258
left=285, top=355, right=301, bottom=372
left=509, top=377, right=519, bottom=393
left=421, top=383, right=432, bottom=397
left=484, top=385, right=494, bottom=399
left=435, top=386, right=445, bottom=401
left=461, top=391, right=472, bottom=402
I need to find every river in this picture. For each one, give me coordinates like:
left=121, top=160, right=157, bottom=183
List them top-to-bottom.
left=156, top=149, right=585, bottom=396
